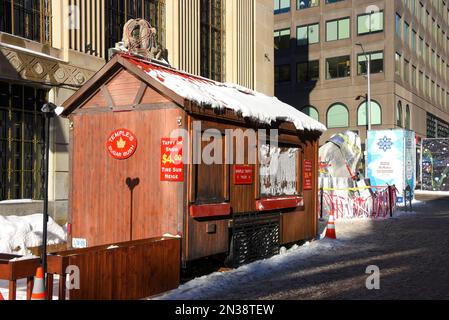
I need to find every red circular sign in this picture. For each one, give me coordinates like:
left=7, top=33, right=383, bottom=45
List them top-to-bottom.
left=106, top=129, right=137, bottom=160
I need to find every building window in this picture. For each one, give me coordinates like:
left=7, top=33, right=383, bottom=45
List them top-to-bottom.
left=0, top=0, right=52, bottom=44
left=106, top=0, right=166, bottom=58
left=200, top=0, right=225, bottom=82
left=274, top=0, right=290, bottom=14
left=297, top=0, right=319, bottom=10
left=357, top=11, right=384, bottom=35
left=395, top=13, right=402, bottom=38
left=326, top=17, right=350, bottom=41
left=403, top=21, right=410, bottom=46
left=297, top=23, right=319, bottom=46
left=274, top=28, right=291, bottom=50
left=412, top=29, right=417, bottom=51
left=357, top=51, right=384, bottom=75
left=395, top=52, right=402, bottom=76
left=326, top=55, right=350, bottom=79
left=404, top=59, right=410, bottom=83
left=297, top=60, right=319, bottom=82
left=275, top=65, right=291, bottom=83
left=412, top=65, right=417, bottom=88
left=419, top=70, right=424, bottom=93
left=0, top=82, right=46, bottom=201
left=357, top=100, right=382, bottom=126
left=396, top=101, right=403, bottom=127
left=327, top=103, right=349, bottom=128
left=405, top=105, right=411, bottom=130
left=301, top=106, right=319, bottom=121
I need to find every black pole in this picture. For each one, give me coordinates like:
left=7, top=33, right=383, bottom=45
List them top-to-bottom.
left=41, top=103, right=57, bottom=277
left=42, top=113, right=51, bottom=275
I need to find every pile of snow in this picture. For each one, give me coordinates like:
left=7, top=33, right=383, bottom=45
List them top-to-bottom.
left=127, top=56, right=327, bottom=133
left=0, top=214, right=67, bottom=256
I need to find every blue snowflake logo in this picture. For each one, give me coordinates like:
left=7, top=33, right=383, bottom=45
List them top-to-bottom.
left=377, top=136, right=393, bottom=152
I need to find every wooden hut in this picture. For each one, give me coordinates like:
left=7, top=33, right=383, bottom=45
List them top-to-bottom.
left=61, top=53, right=326, bottom=266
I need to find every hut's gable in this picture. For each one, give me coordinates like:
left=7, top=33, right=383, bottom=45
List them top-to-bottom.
left=76, top=68, right=173, bottom=112
left=140, top=85, right=171, bottom=105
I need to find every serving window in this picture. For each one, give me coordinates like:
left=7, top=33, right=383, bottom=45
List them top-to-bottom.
left=192, top=130, right=229, bottom=205
left=259, top=144, right=303, bottom=198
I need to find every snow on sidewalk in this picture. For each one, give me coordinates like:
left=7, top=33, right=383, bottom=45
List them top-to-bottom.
left=154, top=206, right=422, bottom=301
left=153, top=239, right=345, bottom=300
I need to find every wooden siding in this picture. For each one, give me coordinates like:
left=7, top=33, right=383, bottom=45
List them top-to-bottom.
left=70, top=106, right=184, bottom=247
left=47, top=238, right=180, bottom=300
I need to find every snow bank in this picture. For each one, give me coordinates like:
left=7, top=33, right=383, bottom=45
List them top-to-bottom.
left=127, top=57, right=327, bottom=133
left=0, top=214, right=67, bottom=256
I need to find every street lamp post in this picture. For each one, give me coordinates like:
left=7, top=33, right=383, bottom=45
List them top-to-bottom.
left=356, top=43, right=371, bottom=132
left=356, top=43, right=372, bottom=178
left=41, top=103, right=57, bottom=277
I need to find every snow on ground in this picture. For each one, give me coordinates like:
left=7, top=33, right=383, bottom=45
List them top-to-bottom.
left=154, top=206, right=420, bottom=301
left=0, top=214, right=67, bottom=256
left=153, top=239, right=345, bottom=300
left=0, top=275, right=65, bottom=300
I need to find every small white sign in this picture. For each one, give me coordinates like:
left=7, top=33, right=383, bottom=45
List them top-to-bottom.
left=72, top=238, right=88, bottom=249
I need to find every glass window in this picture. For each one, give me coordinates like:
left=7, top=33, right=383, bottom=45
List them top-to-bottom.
left=0, top=0, right=51, bottom=44
left=201, top=0, right=225, bottom=82
left=275, top=0, right=291, bottom=14
left=297, top=0, right=319, bottom=10
left=358, top=11, right=384, bottom=35
left=395, top=13, right=402, bottom=38
left=326, top=17, right=350, bottom=41
left=404, top=21, right=410, bottom=46
left=297, top=23, right=319, bottom=46
left=274, top=28, right=291, bottom=50
left=357, top=51, right=384, bottom=75
left=395, top=52, right=402, bottom=76
left=326, top=55, right=350, bottom=79
left=297, top=60, right=319, bottom=82
left=404, top=60, right=410, bottom=83
left=275, top=64, right=291, bottom=82
left=412, top=65, right=417, bottom=88
left=0, top=83, right=46, bottom=200
left=357, top=100, right=382, bottom=126
left=396, top=101, right=403, bottom=127
left=327, top=103, right=349, bottom=128
left=405, top=105, right=411, bottom=130
left=301, top=106, right=319, bottom=121
left=259, top=144, right=300, bottom=197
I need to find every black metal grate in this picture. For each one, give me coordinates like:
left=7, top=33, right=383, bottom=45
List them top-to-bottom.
left=231, top=212, right=280, bottom=267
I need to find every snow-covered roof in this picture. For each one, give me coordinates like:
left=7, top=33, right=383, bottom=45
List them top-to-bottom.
left=126, top=57, right=327, bottom=133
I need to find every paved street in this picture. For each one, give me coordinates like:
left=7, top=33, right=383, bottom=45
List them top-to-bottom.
left=159, top=194, right=449, bottom=300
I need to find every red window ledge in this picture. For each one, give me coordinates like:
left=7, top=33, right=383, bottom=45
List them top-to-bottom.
left=256, top=196, right=304, bottom=212
left=189, top=203, right=231, bottom=219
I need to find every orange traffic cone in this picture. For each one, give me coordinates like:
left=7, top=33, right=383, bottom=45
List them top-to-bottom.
left=325, top=210, right=337, bottom=239
left=31, top=266, right=46, bottom=300
left=0, top=291, right=4, bottom=300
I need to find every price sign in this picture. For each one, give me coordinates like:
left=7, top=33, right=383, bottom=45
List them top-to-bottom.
left=161, top=138, right=184, bottom=182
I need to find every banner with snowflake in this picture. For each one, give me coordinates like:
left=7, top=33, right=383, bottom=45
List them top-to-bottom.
left=367, top=129, right=416, bottom=204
